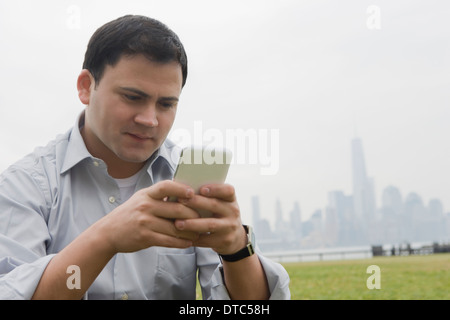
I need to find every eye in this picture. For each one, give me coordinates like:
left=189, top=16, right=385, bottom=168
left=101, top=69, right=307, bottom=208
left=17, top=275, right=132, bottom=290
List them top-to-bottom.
left=124, top=94, right=141, bottom=102
left=158, top=99, right=178, bottom=109
left=160, top=102, right=174, bottom=109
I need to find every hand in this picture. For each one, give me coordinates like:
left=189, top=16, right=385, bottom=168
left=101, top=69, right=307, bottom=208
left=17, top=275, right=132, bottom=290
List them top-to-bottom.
left=97, top=180, right=200, bottom=254
left=174, top=184, right=247, bottom=255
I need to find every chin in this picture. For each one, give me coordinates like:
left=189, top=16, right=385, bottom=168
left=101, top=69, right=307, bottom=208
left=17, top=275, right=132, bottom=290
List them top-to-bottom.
left=115, top=139, right=162, bottom=163
left=118, top=149, right=158, bottom=163
left=119, top=154, right=152, bottom=164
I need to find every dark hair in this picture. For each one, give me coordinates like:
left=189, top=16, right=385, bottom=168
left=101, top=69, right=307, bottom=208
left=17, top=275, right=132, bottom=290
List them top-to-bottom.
left=82, top=15, right=188, bottom=88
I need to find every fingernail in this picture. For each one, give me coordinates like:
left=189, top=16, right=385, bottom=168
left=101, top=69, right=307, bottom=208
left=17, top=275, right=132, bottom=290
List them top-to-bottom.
left=202, top=187, right=210, bottom=195
left=186, top=188, right=194, bottom=198
left=175, top=220, right=185, bottom=230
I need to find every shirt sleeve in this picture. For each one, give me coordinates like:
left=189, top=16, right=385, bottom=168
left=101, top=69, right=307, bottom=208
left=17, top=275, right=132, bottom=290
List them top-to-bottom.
left=0, top=164, right=54, bottom=299
left=196, top=247, right=291, bottom=300
left=256, top=254, right=291, bottom=300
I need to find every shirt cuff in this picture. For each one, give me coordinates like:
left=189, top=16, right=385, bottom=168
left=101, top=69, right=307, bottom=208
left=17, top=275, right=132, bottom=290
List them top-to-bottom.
left=209, top=253, right=291, bottom=300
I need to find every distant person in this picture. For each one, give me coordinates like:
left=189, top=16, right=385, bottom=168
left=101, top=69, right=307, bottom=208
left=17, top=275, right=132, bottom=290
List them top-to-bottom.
left=0, top=15, right=290, bottom=300
left=407, top=243, right=412, bottom=255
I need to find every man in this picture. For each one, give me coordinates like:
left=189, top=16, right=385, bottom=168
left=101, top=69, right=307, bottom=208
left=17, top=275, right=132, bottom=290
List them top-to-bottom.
left=0, top=15, right=290, bottom=300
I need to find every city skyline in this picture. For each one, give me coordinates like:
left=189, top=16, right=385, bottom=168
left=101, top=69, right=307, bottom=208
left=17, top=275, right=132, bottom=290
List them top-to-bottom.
left=251, top=135, right=449, bottom=228
left=252, top=137, right=449, bottom=250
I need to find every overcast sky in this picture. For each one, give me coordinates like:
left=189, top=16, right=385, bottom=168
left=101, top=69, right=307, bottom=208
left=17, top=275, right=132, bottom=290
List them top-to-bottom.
left=1, top=0, right=449, bottom=226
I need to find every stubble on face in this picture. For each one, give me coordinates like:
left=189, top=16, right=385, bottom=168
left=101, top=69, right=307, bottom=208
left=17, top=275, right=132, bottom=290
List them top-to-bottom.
left=80, top=55, right=183, bottom=178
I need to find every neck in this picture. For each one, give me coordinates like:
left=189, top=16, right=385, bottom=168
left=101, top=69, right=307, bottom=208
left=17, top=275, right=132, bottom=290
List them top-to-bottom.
left=80, top=126, right=147, bottom=179
left=104, top=157, right=146, bottom=179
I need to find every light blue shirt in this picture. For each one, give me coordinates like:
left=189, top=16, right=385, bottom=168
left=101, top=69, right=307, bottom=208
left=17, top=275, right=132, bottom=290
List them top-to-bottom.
left=0, top=112, right=290, bottom=300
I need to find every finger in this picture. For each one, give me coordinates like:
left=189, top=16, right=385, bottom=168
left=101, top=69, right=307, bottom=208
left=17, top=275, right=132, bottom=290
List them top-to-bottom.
left=145, top=180, right=194, bottom=201
left=199, top=183, right=236, bottom=201
left=182, top=192, right=241, bottom=220
left=180, top=194, right=232, bottom=219
left=150, top=200, right=200, bottom=220
left=148, top=216, right=200, bottom=242
left=174, top=217, right=227, bottom=234
left=149, top=232, right=194, bottom=249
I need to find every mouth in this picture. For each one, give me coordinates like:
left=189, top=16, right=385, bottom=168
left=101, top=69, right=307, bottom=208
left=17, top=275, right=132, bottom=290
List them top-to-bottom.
left=126, top=133, right=154, bottom=142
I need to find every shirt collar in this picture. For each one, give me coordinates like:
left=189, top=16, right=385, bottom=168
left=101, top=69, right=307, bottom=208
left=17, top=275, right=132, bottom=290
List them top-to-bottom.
left=60, top=110, right=181, bottom=176
left=60, top=111, right=92, bottom=174
left=152, top=138, right=180, bottom=172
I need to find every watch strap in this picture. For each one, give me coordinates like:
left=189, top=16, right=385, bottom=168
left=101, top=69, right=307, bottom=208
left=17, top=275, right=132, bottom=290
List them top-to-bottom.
left=219, top=225, right=255, bottom=262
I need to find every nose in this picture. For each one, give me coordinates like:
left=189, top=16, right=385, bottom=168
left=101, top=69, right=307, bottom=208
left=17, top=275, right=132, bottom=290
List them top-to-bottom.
left=134, top=104, right=158, bottom=128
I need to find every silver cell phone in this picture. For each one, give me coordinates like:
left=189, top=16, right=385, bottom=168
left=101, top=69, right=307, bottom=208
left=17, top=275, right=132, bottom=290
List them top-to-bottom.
left=169, top=146, right=232, bottom=217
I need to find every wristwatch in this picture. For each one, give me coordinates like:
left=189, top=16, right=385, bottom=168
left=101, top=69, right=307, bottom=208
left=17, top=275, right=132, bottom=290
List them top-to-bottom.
left=219, top=225, right=256, bottom=262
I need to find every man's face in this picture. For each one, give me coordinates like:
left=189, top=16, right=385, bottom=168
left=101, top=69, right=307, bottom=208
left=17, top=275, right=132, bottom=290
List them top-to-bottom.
left=81, top=54, right=183, bottom=172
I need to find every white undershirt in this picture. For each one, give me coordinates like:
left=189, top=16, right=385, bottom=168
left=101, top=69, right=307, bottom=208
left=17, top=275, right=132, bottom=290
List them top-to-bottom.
left=114, top=171, right=141, bottom=202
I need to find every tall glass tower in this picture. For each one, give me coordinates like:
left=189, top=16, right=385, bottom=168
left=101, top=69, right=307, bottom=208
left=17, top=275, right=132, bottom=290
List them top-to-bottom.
left=351, top=138, right=376, bottom=243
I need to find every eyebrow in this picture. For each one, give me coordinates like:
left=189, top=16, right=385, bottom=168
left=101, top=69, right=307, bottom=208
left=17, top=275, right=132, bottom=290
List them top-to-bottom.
left=119, top=86, right=179, bottom=102
left=119, top=87, right=150, bottom=98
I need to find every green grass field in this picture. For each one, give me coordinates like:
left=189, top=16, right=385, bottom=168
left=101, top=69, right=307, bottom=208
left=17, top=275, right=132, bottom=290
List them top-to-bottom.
left=283, top=253, right=450, bottom=300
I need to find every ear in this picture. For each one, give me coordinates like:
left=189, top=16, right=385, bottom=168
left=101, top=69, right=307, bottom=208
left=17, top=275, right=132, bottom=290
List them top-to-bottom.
left=77, top=69, right=94, bottom=105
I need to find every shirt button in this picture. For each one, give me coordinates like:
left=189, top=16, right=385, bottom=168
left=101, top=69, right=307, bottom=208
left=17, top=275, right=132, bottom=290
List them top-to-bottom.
left=93, top=160, right=99, bottom=167
left=109, top=196, right=116, bottom=203
left=121, top=293, right=129, bottom=300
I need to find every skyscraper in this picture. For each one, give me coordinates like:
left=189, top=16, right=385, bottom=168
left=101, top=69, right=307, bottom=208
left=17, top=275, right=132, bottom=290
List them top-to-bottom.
left=351, top=138, right=376, bottom=243
left=326, top=190, right=355, bottom=245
